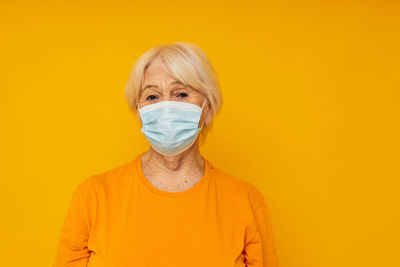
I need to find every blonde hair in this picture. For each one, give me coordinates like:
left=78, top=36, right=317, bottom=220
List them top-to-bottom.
left=124, top=42, right=223, bottom=144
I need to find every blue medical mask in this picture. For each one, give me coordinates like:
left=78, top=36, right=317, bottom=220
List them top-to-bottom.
left=137, top=99, right=207, bottom=156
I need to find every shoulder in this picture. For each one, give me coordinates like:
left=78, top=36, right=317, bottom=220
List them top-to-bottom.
left=73, top=158, right=136, bottom=197
left=210, top=164, right=266, bottom=213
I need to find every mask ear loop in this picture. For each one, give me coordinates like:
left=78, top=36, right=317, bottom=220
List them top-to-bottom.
left=199, top=98, right=207, bottom=129
left=201, top=99, right=207, bottom=110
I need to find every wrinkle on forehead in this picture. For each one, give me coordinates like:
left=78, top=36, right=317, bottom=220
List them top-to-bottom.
left=144, top=57, right=172, bottom=77
left=142, top=60, right=185, bottom=92
left=143, top=60, right=176, bottom=86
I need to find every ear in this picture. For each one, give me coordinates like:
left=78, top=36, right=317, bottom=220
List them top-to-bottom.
left=136, top=101, right=144, bottom=125
left=198, top=102, right=210, bottom=128
left=203, top=103, right=213, bottom=127
left=136, top=111, right=142, bottom=126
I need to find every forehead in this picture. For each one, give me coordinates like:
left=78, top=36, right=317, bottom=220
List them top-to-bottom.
left=143, top=60, right=174, bottom=81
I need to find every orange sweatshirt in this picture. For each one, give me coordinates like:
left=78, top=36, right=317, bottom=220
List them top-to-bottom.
left=52, top=153, right=279, bottom=267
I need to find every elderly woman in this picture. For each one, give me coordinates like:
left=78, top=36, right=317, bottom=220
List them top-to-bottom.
left=53, top=42, right=279, bottom=267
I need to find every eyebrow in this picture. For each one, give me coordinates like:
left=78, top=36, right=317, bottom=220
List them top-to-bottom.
left=142, top=80, right=184, bottom=91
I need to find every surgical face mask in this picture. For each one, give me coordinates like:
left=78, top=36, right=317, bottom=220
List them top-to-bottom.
left=137, top=99, right=207, bottom=156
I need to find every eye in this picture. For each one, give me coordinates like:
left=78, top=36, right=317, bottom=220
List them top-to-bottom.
left=177, top=92, right=188, bottom=98
left=146, top=95, right=158, bottom=101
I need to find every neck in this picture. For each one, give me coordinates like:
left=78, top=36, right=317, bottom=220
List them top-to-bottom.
left=141, top=139, right=204, bottom=175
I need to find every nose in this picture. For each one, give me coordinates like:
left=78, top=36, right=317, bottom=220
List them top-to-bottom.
left=161, top=96, right=172, bottom=101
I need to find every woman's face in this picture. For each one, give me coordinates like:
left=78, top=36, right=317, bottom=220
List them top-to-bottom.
left=138, top=59, right=211, bottom=127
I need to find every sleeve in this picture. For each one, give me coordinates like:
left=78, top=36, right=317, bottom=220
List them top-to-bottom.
left=52, top=182, right=92, bottom=267
left=242, top=193, right=279, bottom=267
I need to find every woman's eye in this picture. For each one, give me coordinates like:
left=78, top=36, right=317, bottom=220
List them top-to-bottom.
left=177, top=92, right=188, bottom=98
left=146, top=95, right=157, bottom=101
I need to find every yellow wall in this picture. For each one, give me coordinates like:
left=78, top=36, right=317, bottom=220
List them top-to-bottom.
left=1, top=1, right=399, bottom=266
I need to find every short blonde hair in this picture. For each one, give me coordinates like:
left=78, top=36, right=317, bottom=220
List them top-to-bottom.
left=124, top=42, right=223, bottom=143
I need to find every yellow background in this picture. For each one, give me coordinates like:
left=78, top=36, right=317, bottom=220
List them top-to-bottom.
left=1, top=1, right=399, bottom=266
